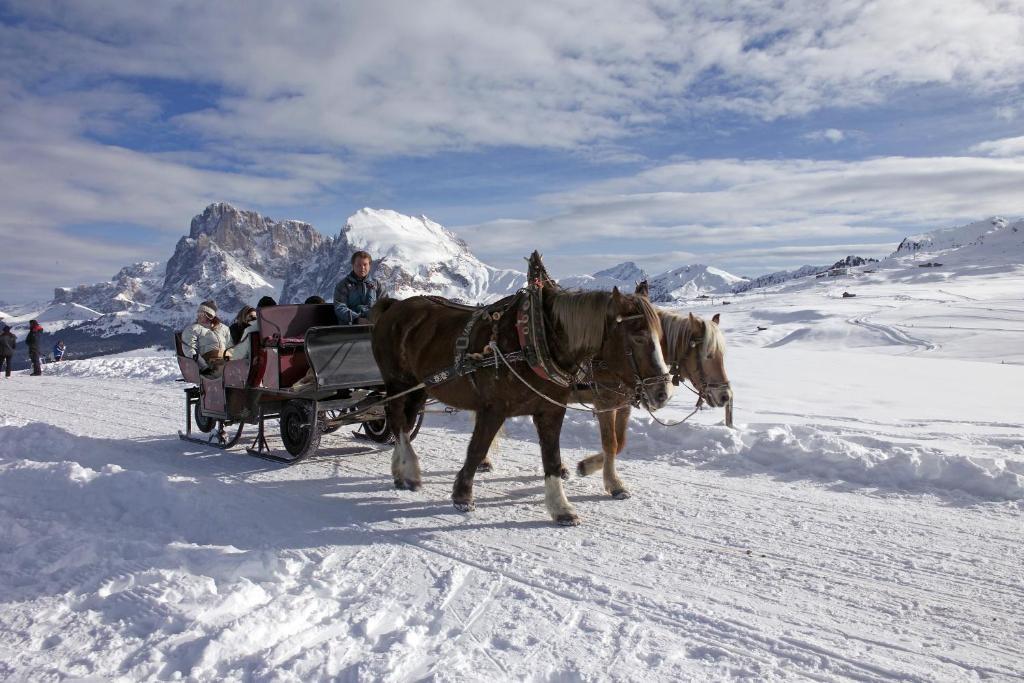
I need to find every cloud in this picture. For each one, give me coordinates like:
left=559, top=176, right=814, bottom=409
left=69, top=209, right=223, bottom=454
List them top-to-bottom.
left=4, top=1, right=1024, bottom=154
left=804, top=128, right=846, bottom=143
left=969, top=135, right=1024, bottom=157
left=455, top=153, right=1024, bottom=273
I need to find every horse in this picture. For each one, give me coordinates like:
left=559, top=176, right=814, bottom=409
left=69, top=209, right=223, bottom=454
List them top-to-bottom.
left=574, top=281, right=732, bottom=499
left=370, top=285, right=674, bottom=525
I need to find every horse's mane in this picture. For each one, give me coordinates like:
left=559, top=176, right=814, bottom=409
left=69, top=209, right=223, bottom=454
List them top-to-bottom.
left=548, top=289, right=661, bottom=356
left=659, top=310, right=726, bottom=361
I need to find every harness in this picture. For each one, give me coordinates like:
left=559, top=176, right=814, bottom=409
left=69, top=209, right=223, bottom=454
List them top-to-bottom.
left=669, top=334, right=731, bottom=403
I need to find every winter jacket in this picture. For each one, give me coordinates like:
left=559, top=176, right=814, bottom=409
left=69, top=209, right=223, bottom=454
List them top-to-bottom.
left=333, top=271, right=383, bottom=324
left=228, top=321, right=260, bottom=361
left=229, top=321, right=248, bottom=345
left=211, top=322, right=232, bottom=350
left=26, top=326, right=42, bottom=353
left=0, top=332, right=14, bottom=357
left=52, top=343, right=65, bottom=361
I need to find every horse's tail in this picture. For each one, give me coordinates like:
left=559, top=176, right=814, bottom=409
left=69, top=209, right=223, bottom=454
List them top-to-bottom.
left=370, top=296, right=398, bottom=325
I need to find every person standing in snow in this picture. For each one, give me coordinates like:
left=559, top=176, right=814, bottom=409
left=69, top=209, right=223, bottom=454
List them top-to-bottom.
left=333, top=251, right=383, bottom=324
left=26, top=319, right=43, bottom=376
left=0, top=325, right=15, bottom=378
left=52, top=340, right=66, bottom=362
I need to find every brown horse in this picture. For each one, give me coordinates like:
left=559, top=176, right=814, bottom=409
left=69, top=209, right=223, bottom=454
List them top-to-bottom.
left=575, top=281, right=732, bottom=499
left=370, top=286, right=674, bottom=525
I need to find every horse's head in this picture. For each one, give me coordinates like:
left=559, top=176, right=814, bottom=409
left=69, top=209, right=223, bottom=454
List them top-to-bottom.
left=601, top=287, right=674, bottom=411
left=667, top=312, right=732, bottom=408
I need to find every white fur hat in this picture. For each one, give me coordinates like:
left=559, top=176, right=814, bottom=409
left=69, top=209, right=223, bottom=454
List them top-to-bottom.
left=198, top=304, right=216, bottom=318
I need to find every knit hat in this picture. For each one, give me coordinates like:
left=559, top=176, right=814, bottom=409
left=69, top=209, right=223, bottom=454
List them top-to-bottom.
left=198, top=304, right=216, bottom=318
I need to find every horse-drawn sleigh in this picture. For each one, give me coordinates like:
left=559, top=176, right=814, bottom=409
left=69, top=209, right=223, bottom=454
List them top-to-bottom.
left=174, top=253, right=732, bottom=525
left=175, top=302, right=423, bottom=462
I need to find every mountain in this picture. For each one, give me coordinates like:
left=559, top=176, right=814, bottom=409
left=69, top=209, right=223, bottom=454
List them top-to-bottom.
left=149, top=203, right=324, bottom=325
left=281, top=208, right=525, bottom=304
left=892, top=217, right=1024, bottom=264
left=731, top=256, right=878, bottom=294
left=559, top=261, right=649, bottom=291
left=52, top=262, right=163, bottom=314
left=647, top=264, right=747, bottom=301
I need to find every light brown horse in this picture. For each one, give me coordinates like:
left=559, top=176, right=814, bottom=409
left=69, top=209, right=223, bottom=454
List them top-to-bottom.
left=575, top=282, right=732, bottom=499
left=370, top=286, right=674, bottom=525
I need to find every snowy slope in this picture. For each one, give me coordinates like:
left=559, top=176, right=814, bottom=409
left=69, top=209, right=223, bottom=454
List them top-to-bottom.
left=2, top=253, right=1023, bottom=680
left=559, top=261, right=649, bottom=290
left=648, top=264, right=747, bottom=301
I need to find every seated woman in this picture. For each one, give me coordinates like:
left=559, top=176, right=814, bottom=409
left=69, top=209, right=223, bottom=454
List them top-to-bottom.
left=226, top=297, right=275, bottom=361
left=230, top=306, right=257, bottom=345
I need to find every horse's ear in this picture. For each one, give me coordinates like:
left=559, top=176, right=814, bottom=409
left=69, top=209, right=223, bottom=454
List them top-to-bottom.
left=635, top=280, right=650, bottom=298
left=611, top=286, right=622, bottom=300
left=688, top=312, right=696, bottom=325
left=712, top=313, right=720, bottom=325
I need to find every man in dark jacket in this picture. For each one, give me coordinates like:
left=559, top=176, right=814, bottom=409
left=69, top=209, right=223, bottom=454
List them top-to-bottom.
left=333, top=251, right=383, bottom=324
left=26, top=319, right=43, bottom=375
left=0, top=325, right=15, bottom=378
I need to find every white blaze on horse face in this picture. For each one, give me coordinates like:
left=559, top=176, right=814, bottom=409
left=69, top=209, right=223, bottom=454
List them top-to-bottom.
left=644, top=329, right=674, bottom=408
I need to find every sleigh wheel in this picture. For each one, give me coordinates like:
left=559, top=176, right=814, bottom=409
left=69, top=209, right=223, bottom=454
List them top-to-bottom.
left=279, top=400, right=323, bottom=460
left=194, top=402, right=216, bottom=433
left=363, top=411, right=424, bottom=444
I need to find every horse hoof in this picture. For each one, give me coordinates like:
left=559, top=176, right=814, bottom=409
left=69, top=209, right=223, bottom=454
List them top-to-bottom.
left=477, top=461, right=494, bottom=473
left=576, top=462, right=588, bottom=477
left=560, top=466, right=570, bottom=480
left=393, top=478, right=406, bottom=490
left=404, top=479, right=422, bottom=492
left=611, top=489, right=632, bottom=500
left=453, top=500, right=475, bottom=512
left=555, top=513, right=581, bottom=527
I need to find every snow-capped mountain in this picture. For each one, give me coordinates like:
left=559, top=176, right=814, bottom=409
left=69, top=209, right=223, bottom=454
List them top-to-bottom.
left=150, top=203, right=324, bottom=325
left=281, top=209, right=525, bottom=304
left=892, top=217, right=1024, bottom=264
left=732, top=256, right=878, bottom=294
left=559, top=261, right=649, bottom=291
left=52, top=262, right=163, bottom=314
left=647, top=264, right=747, bottom=301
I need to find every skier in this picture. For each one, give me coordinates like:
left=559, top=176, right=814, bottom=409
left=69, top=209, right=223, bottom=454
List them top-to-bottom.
left=52, top=340, right=66, bottom=362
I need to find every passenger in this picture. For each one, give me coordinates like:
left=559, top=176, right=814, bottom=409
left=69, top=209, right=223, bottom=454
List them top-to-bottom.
left=333, top=251, right=383, bottom=324
left=226, top=297, right=275, bottom=361
left=203, top=299, right=232, bottom=350
left=182, top=303, right=224, bottom=374
left=230, top=306, right=257, bottom=345
left=0, top=325, right=15, bottom=378
left=52, top=340, right=66, bottom=362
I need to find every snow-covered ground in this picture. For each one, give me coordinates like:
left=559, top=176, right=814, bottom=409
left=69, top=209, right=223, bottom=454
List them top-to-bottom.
left=2, top=264, right=1023, bottom=681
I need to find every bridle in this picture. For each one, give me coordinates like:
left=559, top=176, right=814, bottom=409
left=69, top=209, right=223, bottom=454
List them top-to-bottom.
left=614, top=312, right=673, bottom=408
left=670, top=333, right=731, bottom=404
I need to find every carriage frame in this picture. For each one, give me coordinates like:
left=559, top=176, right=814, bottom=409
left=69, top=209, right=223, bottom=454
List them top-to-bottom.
left=175, top=303, right=422, bottom=462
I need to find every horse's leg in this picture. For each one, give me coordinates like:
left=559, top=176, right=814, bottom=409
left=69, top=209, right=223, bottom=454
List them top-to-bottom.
left=389, top=390, right=424, bottom=491
left=604, top=406, right=632, bottom=499
left=534, top=408, right=579, bottom=526
left=452, top=409, right=505, bottom=511
left=577, top=409, right=614, bottom=477
left=477, top=420, right=503, bottom=473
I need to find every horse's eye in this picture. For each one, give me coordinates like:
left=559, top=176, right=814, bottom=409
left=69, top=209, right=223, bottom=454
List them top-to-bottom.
left=630, top=334, right=646, bottom=343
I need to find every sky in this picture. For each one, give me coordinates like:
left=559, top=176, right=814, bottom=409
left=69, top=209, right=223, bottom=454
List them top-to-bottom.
left=2, top=0, right=1024, bottom=302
